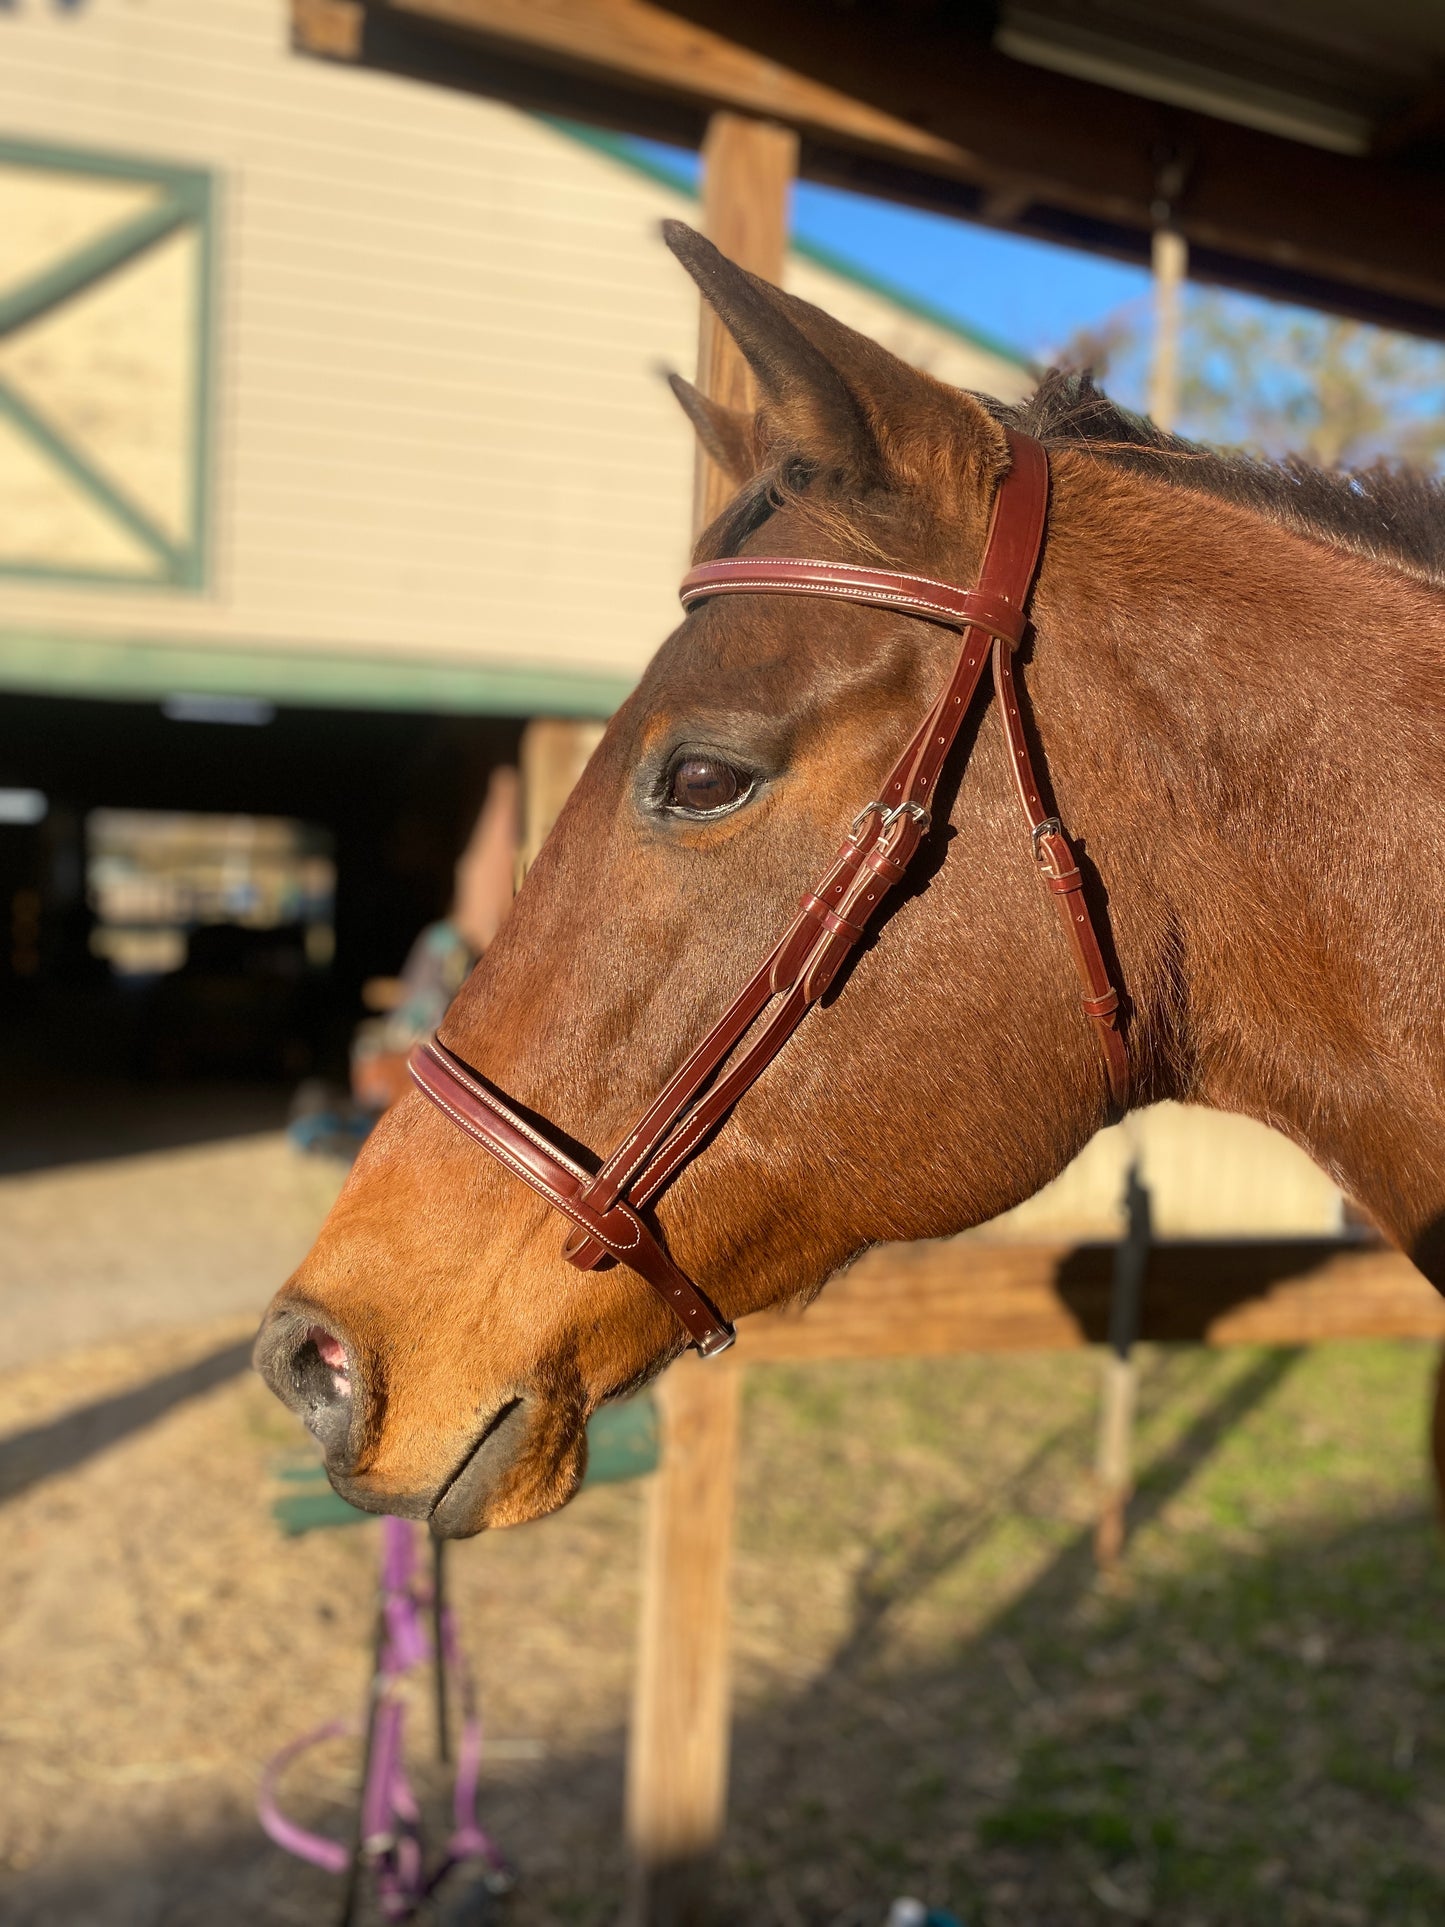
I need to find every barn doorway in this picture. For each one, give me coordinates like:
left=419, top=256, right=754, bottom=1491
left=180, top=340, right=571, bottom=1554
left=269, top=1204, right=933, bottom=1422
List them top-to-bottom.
left=0, top=688, right=523, bottom=1173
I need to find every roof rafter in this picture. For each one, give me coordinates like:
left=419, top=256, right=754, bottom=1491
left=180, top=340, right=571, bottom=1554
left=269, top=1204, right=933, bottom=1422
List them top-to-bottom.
left=294, top=0, right=1445, bottom=340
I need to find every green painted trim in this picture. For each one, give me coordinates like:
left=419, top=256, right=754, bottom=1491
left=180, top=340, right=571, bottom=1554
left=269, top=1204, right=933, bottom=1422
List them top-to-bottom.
left=544, top=118, right=1034, bottom=375
left=548, top=118, right=700, bottom=200
left=0, top=135, right=210, bottom=199
left=0, top=136, right=214, bottom=592
left=187, top=170, right=216, bottom=595
left=0, top=196, right=193, bottom=338
left=0, top=374, right=183, bottom=572
left=0, top=557, right=169, bottom=591
left=0, top=628, right=632, bottom=718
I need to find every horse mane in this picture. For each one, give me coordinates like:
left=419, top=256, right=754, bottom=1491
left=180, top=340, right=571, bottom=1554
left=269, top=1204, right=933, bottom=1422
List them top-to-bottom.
left=983, top=369, right=1445, bottom=589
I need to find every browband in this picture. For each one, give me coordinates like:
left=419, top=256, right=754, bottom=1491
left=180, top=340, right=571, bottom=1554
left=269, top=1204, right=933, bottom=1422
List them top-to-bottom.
left=410, top=430, right=1128, bottom=1357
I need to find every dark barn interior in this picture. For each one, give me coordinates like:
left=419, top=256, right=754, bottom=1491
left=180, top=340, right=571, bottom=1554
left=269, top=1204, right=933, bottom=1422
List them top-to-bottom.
left=0, top=689, right=521, bottom=1167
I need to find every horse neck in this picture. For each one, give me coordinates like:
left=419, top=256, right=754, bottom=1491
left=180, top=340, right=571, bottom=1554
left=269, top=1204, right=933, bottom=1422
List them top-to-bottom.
left=1044, top=456, right=1445, bottom=1270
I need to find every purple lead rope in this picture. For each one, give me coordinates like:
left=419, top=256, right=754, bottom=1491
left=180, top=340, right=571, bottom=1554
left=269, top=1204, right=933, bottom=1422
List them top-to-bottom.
left=258, top=1516, right=509, bottom=1920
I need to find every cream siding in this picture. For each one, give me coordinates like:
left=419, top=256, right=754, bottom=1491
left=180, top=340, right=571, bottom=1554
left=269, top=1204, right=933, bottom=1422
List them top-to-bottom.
left=0, top=0, right=1031, bottom=703
left=0, top=3, right=1343, bottom=1240
left=986, top=1103, right=1346, bottom=1242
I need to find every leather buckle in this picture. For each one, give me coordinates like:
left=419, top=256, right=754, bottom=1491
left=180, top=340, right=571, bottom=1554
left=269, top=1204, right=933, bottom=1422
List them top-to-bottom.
left=1030, top=815, right=1063, bottom=857
left=695, top=1324, right=737, bottom=1358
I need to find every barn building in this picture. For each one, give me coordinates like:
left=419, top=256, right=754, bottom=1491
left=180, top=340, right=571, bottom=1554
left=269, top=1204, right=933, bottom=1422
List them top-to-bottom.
left=0, top=0, right=1030, bottom=1101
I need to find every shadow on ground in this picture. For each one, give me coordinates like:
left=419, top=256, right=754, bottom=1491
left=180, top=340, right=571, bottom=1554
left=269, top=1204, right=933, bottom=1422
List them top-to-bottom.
left=0, top=1338, right=253, bottom=1502
left=6, top=1343, right=1444, bottom=1927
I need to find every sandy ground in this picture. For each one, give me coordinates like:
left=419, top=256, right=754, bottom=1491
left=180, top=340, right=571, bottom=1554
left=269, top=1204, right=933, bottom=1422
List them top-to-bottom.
left=3, top=1111, right=1445, bottom=1925
left=0, top=1132, right=342, bottom=1369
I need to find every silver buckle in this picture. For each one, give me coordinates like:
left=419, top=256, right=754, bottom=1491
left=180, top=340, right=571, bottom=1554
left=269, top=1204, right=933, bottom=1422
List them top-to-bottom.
left=851, top=799, right=931, bottom=840
left=880, top=801, right=932, bottom=834
left=1031, top=815, right=1063, bottom=855
left=696, top=1324, right=737, bottom=1358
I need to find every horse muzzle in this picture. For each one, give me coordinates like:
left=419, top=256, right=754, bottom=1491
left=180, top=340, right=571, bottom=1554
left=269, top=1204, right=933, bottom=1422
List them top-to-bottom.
left=253, top=1301, right=368, bottom=1474
left=254, top=1302, right=542, bottom=1534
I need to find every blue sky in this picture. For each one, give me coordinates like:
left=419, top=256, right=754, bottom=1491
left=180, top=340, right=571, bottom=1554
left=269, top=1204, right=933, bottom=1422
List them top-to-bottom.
left=621, top=133, right=1445, bottom=470
left=631, top=138, right=1152, bottom=366
left=790, top=181, right=1151, bottom=364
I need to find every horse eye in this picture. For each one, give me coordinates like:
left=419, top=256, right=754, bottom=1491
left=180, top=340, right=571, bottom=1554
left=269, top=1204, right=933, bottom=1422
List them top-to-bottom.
left=668, top=756, right=742, bottom=814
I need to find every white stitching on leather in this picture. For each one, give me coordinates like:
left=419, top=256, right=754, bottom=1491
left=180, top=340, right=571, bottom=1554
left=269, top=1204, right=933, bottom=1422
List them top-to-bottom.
left=689, top=556, right=1004, bottom=594
left=681, top=574, right=1021, bottom=640
left=587, top=970, right=777, bottom=1201
left=425, top=1042, right=591, bottom=1183
left=415, top=1053, right=720, bottom=1332
left=411, top=1063, right=643, bottom=1254
left=418, top=1076, right=717, bottom=1332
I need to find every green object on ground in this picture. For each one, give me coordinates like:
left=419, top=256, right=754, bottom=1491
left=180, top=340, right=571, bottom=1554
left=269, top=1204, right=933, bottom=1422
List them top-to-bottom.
left=270, top=1392, right=660, bottom=1534
left=582, top=1393, right=660, bottom=1486
left=273, top=1487, right=364, bottom=1535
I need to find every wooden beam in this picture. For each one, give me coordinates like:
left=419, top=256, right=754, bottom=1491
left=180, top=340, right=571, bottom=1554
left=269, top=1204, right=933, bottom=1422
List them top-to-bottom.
left=294, top=0, right=364, bottom=58
left=306, top=0, right=1445, bottom=339
left=372, top=0, right=962, bottom=168
left=641, top=0, right=1445, bottom=326
left=623, top=114, right=793, bottom=1927
left=691, top=115, right=797, bottom=528
left=741, top=1239, right=1445, bottom=1364
left=624, top=1352, right=742, bottom=1927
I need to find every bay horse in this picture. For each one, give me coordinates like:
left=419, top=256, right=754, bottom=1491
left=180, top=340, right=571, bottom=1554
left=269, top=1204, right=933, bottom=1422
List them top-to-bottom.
left=257, top=221, right=1445, bottom=1536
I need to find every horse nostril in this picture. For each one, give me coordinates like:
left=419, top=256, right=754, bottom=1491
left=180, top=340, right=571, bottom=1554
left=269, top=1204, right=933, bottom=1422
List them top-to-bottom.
left=253, top=1310, right=361, bottom=1466
left=292, top=1324, right=352, bottom=1414
left=307, top=1325, right=351, bottom=1399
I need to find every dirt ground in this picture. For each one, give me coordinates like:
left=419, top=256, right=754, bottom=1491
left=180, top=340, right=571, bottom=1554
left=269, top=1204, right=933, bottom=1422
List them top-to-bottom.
left=0, top=1101, right=338, bottom=1369
left=3, top=1122, right=1445, bottom=1926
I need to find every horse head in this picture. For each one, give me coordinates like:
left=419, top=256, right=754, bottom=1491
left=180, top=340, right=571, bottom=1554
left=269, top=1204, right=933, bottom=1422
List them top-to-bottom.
left=255, top=223, right=1151, bottom=1533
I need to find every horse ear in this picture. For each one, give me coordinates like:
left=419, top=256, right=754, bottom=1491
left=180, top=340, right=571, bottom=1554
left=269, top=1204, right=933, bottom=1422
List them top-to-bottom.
left=662, top=220, right=1010, bottom=501
left=662, top=220, right=879, bottom=485
left=666, top=373, right=760, bottom=482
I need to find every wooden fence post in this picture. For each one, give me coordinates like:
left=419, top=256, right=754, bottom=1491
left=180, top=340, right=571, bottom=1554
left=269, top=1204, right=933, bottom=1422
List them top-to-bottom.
left=624, top=108, right=795, bottom=1927
left=519, top=717, right=606, bottom=873
left=1095, top=1164, right=1151, bottom=1569
left=1431, top=1342, right=1445, bottom=1537
left=625, top=1353, right=743, bottom=1926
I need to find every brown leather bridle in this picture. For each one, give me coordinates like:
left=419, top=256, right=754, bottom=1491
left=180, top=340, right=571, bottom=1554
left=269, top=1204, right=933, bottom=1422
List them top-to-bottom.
left=408, top=430, right=1127, bottom=1357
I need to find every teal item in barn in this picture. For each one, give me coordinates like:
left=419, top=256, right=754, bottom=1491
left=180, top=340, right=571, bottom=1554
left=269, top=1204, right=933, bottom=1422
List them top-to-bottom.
left=271, top=1392, right=659, bottom=1534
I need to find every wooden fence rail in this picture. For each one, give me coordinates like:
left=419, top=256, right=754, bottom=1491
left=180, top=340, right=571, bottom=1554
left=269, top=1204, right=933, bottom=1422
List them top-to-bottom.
left=626, top=1236, right=1445, bottom=1926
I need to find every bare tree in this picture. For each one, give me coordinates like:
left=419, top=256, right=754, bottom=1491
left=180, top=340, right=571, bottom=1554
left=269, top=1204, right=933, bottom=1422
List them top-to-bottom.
left=1062, top=291, right=1445, bottom=470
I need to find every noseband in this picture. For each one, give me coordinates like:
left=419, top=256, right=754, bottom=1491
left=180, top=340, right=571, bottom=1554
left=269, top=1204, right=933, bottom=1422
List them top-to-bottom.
left=409, top=429, right=1128, bottom=1357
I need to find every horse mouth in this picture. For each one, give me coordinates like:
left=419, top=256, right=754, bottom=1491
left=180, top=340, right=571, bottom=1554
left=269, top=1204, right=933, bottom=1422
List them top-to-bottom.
left=427, top=1395, right=529, bottom=1537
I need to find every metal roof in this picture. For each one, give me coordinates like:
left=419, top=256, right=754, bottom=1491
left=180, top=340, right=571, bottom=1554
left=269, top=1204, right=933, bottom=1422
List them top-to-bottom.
left=995, top=0, right=1445, bottom=156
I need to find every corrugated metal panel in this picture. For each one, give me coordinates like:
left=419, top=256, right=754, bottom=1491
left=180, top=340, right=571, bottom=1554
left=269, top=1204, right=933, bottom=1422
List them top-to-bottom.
left=0, top=0, right=1030, bottom=701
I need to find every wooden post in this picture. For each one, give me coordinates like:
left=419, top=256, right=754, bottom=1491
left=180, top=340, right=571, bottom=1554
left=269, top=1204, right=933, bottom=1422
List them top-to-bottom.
left=624, top=110, right=795, bottom=1927
left=692, top=113, right=799, bottom=531
left=1148, top=223, right=1188, bottom=432
left=518, top=717, right=606, bottom=873
left=1095, top=1163, right=1151, bottom=1569
left=625, top=1353, right=743, bottom=1926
